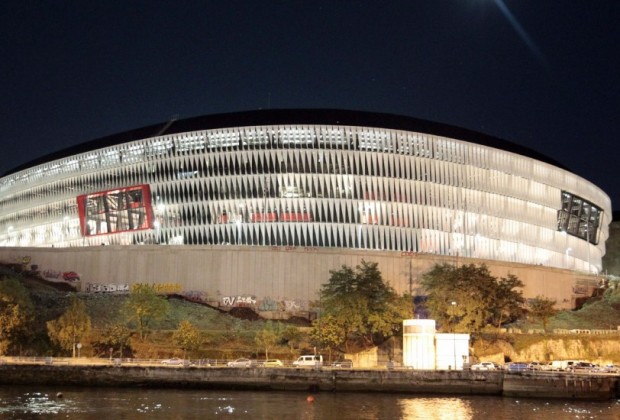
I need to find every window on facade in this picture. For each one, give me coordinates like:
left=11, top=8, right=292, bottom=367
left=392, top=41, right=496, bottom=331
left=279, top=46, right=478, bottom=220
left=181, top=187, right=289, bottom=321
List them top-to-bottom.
left=77, top=185, right=154, bottom=237
left=557, top=191, right=601, bottom=244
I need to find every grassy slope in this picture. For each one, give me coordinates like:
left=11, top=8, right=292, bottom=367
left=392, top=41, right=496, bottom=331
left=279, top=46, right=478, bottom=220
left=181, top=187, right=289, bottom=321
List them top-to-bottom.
left=1, top=265, right=275, bottom=358
left=5, top=265, right=620, bottom=360
left=50, top=293, right=275, bottom=359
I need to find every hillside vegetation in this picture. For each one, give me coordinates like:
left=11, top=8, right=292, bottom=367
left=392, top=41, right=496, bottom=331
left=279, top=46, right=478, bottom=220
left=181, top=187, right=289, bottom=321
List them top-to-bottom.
left=3, top=264, right=620, bottom=363
left=3, top=265, right=313, bottom=360
left=517, top=284, right=620, bottom=331
left=471, top=285, right=620, bottom=364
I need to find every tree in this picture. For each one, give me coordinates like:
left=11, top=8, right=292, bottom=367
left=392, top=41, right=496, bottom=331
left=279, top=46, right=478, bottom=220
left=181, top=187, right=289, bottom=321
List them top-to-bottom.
left=313, top=260, right=413, bottom=351
left=421, top=263, right=525, bottom=333
left=490, top=274, right=525, bottom=329
left=0, top=276, right=35, bottom=355
left=122, top=284, right=169, bottom=340
left=47, top=294, right=92, bottom=357
left=528, top=296, right=557, bottom=332
left=309, top=313, right=348, bottom=355
left=172, top=320, right=202, bottom=358
left=255, top=321, right=279, bottom=359
left=95, top=323, right=133, bottom=358
left=281, top=325, right=302, bottom=355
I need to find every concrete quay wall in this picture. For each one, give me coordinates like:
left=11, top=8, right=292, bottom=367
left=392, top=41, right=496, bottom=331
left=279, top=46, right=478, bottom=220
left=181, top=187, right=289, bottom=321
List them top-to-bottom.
left=0, top=365, right=617, bottom=400
left=503, top=374, right=619, bottom=400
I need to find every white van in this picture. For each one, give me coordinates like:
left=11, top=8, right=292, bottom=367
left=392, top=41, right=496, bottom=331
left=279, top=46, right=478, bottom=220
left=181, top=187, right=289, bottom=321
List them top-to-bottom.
left=293, top=355, right=323, bottom=367
left=549, top=360, right=567, bottom=371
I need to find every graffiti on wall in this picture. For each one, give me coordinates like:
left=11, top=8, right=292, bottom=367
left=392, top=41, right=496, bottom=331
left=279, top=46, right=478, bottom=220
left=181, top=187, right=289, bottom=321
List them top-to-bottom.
left=9, top=255, right=81, bottom=285
left=11, top=255, right=31, bottom=266
left=42, top=269, right=81, bottom=282
left=572, top=278, right=599, bottom=295
left=84, top=282, right=182, bottom=294
left=86, top=283, right=130, bottom=293
left=131, top=283, right=182, bottom=294
left=572, top=285, right=588, bottom=295
left=182, top=290, right=210, bottom=303
left=221, top=294, right=309, bottom=313
left=222, top=295, right=257, bottom=307
left=259, top=296, right=279, bottom=311
left=283, top=299, right=303, bottom=311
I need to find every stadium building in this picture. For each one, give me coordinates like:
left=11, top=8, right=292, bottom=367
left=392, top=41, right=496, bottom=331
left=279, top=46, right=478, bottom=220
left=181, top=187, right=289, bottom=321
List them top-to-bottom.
left=0, top=110, right=611, bottom=317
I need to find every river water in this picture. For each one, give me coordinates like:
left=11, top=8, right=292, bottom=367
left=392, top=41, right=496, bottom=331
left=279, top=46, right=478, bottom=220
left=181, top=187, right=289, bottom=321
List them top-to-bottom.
left=0, top=386, right=619, bottom=419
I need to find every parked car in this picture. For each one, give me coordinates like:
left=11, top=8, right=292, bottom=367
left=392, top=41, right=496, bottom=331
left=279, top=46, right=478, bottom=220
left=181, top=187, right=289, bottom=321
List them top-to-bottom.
left=292, top=355, right=323, bottom=367
left=161, top=358, right=184, bottom=365
left=227, top=358, right=256, bottom=368
left=262, top=359, right=284, bottom=367
left=332, top=359, right=353, bottom=368
left=528, top=361, right=545, bottom=371
left=471, top=362, right=496, bottom=371
left=506, top=362, right=528, bottom=372
left=539, top=362, right=554, bottom=371
left=569, top=362, right=596, bottom=372
left=590, top=364, right=605, bottom=372
left=604, top=364, right=619, bottom=373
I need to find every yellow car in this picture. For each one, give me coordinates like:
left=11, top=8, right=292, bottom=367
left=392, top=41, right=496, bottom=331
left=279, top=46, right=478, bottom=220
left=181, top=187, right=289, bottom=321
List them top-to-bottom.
left=262, top=359, right=284, bottom=367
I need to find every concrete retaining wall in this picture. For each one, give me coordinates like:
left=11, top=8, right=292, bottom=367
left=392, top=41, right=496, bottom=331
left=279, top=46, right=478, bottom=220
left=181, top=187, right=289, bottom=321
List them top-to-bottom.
left=0, top=245, right=600, bottom=318
left=0, top=364, right=617, bottom=400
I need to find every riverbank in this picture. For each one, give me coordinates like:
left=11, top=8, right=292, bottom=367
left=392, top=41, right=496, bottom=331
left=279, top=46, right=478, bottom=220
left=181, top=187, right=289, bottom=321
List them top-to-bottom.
left=0, top=363, right=617, bottom=401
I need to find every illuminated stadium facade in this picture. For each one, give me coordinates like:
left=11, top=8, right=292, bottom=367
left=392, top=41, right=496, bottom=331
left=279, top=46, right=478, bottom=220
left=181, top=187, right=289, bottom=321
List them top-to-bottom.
left=0, top=109, right=612, bottom=313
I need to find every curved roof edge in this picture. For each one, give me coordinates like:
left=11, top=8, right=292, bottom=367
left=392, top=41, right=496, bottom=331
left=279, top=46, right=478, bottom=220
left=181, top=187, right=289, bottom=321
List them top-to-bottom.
left=3, top=108, right=569, bottom=176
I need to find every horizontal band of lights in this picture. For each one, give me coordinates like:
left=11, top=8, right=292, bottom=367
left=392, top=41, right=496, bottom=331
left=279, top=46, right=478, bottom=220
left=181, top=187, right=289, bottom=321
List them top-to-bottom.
left=77, top=185, right=154, bottom=237
left=557, top=191, right=601, bottom=244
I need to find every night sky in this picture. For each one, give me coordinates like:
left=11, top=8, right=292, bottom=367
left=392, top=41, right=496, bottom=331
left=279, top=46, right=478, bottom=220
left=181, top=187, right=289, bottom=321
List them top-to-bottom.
left=1, top=1, right=619, bottom=212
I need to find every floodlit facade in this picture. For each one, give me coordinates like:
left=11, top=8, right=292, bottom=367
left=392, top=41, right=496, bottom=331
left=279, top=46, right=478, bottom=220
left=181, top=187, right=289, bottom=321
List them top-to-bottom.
left=0, top=109, right=610, bottom=274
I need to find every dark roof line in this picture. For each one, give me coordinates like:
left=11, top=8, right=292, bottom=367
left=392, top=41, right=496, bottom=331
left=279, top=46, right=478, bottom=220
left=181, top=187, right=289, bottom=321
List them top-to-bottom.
left=3, top=109, right=569, bottom=176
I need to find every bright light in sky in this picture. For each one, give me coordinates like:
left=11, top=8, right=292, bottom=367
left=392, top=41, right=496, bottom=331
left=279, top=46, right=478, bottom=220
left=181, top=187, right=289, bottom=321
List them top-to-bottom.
left=494, top=0, right=549, bottom=69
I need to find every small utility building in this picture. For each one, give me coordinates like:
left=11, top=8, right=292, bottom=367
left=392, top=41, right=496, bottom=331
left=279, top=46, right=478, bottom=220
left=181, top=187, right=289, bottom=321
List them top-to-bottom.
left=403, top=319, right=470, bottom=370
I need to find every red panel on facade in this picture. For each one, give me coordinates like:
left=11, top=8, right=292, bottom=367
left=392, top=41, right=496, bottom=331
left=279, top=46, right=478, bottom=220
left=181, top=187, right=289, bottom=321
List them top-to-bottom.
left=77, top=184, right=154, bottom=237
left=250, top=212, right=278, bottom=222
left=279, top=212, right=313, bottom=222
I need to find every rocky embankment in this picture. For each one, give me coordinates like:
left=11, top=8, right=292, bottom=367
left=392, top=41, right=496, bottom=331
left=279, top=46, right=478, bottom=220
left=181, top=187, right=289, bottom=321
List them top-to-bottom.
left=472, top=335, right=620, bottom=365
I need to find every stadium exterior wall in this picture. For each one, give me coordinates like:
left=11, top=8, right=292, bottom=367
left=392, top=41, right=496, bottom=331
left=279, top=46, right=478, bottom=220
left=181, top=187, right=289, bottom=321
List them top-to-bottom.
left=0, top=110, right=612, bottom=314
left=0, top=245, right=599, bottom=314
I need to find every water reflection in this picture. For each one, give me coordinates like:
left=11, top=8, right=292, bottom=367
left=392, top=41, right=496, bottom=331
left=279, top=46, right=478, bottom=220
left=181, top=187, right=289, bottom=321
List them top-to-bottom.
left=0, top=387, right=619, bottom=419
left=0, top=391, right=69, bottom=416
left=400, top=397, right=473, bottom=420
